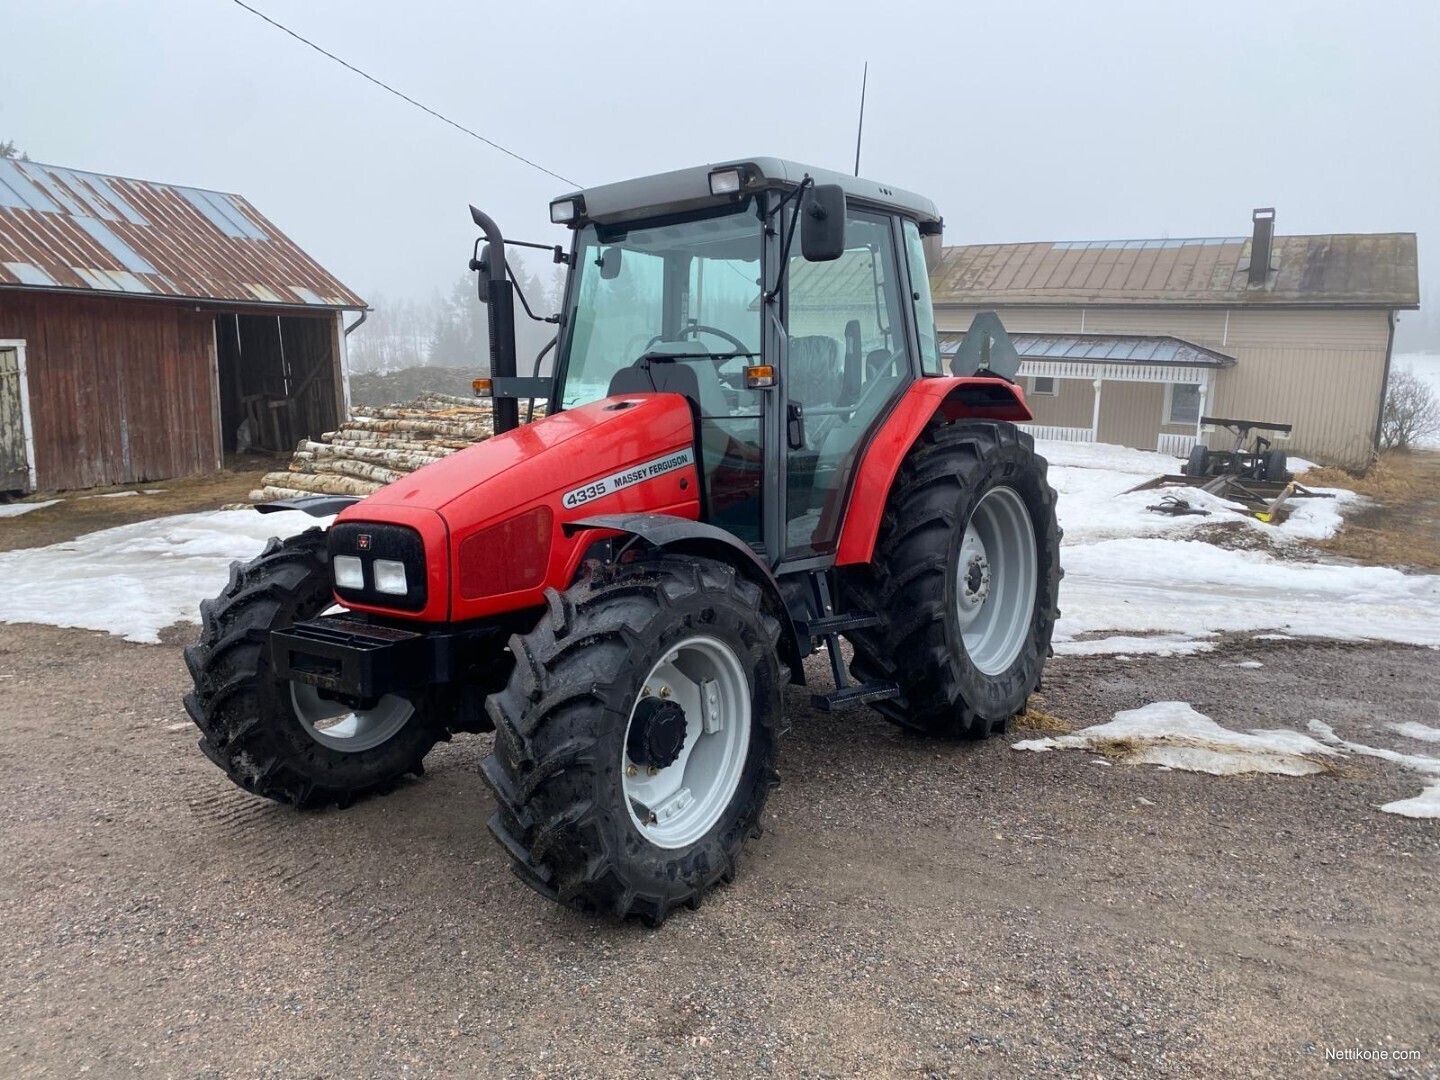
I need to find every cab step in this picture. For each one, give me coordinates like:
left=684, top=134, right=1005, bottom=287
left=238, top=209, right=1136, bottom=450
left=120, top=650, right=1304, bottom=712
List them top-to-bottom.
left=797, top=611, right=881, bottom=640
left=811, top=680, right=902, bottom=712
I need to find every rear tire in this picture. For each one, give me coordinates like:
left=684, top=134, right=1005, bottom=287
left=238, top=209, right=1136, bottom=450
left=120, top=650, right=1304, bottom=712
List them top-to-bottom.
left=844, top=421, right=1062, bottom=738
left=1185, top=444, right=1211, bottom=477
left=1263, top=448, right=1288, bottom=481
left=182, top=528, right=444, bottom=807
left=481, top=554, right=784, bottom=925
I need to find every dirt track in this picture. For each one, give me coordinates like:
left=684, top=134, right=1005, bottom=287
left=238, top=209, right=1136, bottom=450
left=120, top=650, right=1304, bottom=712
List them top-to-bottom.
left=1, top=624, right=1436, bottom=1079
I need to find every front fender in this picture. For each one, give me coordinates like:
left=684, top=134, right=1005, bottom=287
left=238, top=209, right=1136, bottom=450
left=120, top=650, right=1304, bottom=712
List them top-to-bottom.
left=833, top=377, right=1031, bottom=566
left=568, top=512, right=804, bottom=684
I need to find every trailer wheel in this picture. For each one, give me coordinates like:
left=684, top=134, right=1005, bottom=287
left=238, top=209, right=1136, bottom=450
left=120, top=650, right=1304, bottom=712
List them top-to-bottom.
left=844, top=421, right=1062, bottom=738
left=1185, top=444, right=1211, bottom=477
left=1263, top=448, right=1288, bottom=481
left=183, top=528, right=443, bottom=808
left=481, top=554, right=783, bottom=925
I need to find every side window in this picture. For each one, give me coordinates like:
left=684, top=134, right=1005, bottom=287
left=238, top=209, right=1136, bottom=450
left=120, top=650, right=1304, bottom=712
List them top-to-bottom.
left=783, top=210, right=910, bottom=556
left=903, top=220, right=943, bottom=375
left=1167, top=382, right=1202, bottom=425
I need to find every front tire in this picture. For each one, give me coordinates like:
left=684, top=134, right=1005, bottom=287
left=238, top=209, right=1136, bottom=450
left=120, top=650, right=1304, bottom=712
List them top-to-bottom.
left=844, top=421, right=1062, bottom=737
left=182, top=528, right=444, bottom=807
left=481, top=555, right=784, bottom=925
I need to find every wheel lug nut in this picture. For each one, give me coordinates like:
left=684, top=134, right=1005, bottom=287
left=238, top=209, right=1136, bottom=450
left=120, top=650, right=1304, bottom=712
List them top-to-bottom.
left=659, top=686, right=671, bottom=699
left=626, top=765, right=637, bottom=777
left=647, top=765, right=658, bottom=776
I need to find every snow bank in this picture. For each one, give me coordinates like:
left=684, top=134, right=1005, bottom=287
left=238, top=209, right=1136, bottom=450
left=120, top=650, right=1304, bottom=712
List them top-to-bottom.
left=0, top=509, right=325, bottom=644
left=1053, top=536, right=1440, bottom=654
left=1016, top=702, right=1440, bottom=818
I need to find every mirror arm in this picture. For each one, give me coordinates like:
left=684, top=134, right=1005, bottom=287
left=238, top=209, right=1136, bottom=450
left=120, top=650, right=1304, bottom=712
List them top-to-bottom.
left=764, top=176, right=814, bottom=305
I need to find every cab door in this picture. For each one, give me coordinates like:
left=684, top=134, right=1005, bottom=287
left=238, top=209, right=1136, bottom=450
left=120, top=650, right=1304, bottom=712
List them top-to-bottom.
left=779, top=209, right=913, bottom=559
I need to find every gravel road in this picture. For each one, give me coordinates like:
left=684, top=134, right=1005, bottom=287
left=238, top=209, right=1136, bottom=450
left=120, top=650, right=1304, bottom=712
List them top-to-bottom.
left=1, top=623, right=1436, bottom=1079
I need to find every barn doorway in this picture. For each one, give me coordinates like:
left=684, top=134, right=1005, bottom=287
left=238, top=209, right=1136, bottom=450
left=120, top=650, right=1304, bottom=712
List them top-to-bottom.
left=215, top=313, right=341, bottom=453
left=1, top=341, right=33, bottom=493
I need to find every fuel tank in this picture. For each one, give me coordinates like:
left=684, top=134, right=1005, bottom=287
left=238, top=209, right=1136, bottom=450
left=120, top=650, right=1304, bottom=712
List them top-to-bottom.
left=333, top=394, right=701, bottom=622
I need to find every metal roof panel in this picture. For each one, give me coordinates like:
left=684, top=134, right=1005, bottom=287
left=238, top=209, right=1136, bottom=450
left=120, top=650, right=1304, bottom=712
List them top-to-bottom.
left=0, top=159, right=364, bottom=310
left=932, top=232, right=1417, bottom=308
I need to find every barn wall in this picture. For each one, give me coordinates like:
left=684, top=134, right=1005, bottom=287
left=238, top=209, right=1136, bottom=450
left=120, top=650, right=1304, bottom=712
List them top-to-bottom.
left=0, top=291, right=220, bottom=490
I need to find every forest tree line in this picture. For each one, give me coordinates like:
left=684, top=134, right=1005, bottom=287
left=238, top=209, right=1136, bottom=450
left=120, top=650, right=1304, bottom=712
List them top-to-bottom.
left=347, top=254, right=566, bottom=375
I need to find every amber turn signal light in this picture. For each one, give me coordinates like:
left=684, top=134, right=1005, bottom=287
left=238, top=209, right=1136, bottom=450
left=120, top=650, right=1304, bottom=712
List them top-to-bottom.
left=744, top=365, right=775, bottom=389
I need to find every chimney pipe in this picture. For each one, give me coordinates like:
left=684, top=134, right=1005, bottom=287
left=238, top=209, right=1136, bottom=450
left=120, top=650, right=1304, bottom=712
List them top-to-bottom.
left=1248, top=207, right=1275, bottom=286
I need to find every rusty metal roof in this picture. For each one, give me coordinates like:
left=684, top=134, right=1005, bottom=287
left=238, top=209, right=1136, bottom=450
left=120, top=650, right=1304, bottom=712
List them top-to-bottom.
left=0, top=159, right=365, bottom=310
left=931, top=232, right=1419, bottom=309
left=938, top=332, right=1237, bottom=367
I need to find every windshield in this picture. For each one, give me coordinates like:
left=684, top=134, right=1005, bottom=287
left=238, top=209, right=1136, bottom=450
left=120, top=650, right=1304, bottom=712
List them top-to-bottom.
left=557, top=200, right=764, bottom=409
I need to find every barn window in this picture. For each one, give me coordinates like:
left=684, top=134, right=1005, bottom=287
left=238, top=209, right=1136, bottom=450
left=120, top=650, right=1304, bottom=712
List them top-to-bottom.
left=1030, top=376, right=1057, bottom=396
left=1167, top=382, right=1202, bottom=425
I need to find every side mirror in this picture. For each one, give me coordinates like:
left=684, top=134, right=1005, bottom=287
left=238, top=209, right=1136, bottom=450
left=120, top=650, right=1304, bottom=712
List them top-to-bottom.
left=801, top=183, right=847, bottom=262
left=598, top=246, right=624, bottom=280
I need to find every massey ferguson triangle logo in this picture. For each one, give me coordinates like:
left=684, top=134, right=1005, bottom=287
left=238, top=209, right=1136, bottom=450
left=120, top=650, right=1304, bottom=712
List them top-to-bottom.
left=357, top=534, right=372, bottom=551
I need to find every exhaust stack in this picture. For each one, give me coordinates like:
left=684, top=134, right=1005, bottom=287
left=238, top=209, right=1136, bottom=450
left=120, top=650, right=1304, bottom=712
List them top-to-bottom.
left=1248, top=207, right=1275, bottom=286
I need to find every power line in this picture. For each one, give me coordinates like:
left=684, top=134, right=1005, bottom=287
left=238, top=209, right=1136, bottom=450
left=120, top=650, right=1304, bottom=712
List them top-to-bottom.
left=228, top=0, right=580, bottom=187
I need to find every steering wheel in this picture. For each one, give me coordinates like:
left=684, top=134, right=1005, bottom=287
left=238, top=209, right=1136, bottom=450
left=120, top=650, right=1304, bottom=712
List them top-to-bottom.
left=643, top=324, right=750, bottom=360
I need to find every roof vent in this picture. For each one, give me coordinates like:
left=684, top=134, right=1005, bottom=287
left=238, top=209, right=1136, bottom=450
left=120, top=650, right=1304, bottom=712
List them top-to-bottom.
left=1248, top=207, right=1275, bottom=286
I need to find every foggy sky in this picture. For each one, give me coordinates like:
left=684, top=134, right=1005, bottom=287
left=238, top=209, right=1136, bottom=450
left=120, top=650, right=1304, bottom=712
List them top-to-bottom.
left=2, top=0, right=1436, bottom=347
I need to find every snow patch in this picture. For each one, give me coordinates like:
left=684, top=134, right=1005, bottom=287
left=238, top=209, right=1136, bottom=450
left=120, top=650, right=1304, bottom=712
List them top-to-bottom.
left=0, top=500, right=61, bottom=518
left=0, top=509, right=327, bottom=644
left=1223, top=661, right=1265, bottom=669
left=1013, top=701, right=1340, bottom=776
left=1016, top=703, right=1440, bottom=819
left=1307, top=719, right=1440, bottom=819
left=1389, top=722, right=1440, bottom=744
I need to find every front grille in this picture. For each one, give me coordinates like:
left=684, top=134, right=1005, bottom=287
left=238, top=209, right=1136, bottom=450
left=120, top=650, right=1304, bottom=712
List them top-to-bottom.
left=328, top=521, right=428, bottom=611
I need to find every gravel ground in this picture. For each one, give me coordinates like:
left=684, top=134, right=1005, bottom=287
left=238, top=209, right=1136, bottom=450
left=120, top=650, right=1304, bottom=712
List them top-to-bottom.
left=1, top=624, right=1437, bottom=1079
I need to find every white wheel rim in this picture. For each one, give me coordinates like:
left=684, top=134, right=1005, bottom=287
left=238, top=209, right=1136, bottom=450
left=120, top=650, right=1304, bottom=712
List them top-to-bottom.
left=956, top=485, right=1038, bottom=676
left=622, top=635, right=751, bottom=850
left=290, top=683, right=415, bottom=753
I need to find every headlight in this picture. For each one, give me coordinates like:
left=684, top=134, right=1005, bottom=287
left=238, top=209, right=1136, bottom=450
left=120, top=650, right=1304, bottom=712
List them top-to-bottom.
left=333, top=555, right=364, bottom=590
left=372, top=559, right=408, bottom=596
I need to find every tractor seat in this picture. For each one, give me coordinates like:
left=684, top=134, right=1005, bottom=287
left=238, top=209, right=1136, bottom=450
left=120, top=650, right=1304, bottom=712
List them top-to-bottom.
left=787, top=336, right=842, bottom=409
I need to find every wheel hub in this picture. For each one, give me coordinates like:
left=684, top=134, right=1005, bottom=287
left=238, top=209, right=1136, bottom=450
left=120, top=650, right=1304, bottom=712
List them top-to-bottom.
left=963, top=550, right=991, bottom=604
left=627, top=697, right=689, bottom=769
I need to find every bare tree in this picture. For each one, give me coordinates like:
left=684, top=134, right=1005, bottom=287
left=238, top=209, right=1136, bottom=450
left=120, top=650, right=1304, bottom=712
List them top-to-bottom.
left=0, top=140, right=31, bottom=161
left=1380, top=367, right=1440, bottom=450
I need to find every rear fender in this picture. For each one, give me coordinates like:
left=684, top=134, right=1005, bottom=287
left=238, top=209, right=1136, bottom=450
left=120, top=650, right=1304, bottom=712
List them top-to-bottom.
left=834, top=377, right=1031, bottom=566
left=568, top=512, right=805, bottom=684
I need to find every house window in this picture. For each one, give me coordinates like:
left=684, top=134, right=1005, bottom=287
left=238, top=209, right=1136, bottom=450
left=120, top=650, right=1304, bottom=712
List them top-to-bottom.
left=1030, top=376, right=1057, bottom=396
left=1167, top=382, right=1202, bottom=425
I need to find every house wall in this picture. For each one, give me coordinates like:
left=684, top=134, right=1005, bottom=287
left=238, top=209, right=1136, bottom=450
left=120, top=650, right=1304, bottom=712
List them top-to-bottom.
left=0, top=291, right=220, bottom=490
left=938, top=304, right=1391, bottom=466
left=1024, top=376, right=1094, bottom=428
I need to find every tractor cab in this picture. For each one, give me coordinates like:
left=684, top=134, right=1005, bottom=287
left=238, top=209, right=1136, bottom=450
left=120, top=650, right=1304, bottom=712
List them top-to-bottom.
left=506, top=158, right=948, bottom=566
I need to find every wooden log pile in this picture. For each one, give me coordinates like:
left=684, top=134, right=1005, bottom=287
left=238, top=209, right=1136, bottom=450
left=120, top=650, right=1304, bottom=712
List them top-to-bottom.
left=249, top=393, right=505, bottom=503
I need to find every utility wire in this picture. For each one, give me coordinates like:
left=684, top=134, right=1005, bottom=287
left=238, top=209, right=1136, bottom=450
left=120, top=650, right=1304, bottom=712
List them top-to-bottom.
left=228, top=0, right=580, bottom=187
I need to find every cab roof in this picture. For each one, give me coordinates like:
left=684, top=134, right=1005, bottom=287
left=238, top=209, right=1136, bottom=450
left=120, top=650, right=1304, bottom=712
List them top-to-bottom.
left=555, top=156, right=942, bottom=234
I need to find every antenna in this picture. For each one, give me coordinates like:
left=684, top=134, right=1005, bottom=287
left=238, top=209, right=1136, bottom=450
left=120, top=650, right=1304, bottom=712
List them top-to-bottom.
left=853, top=61, right=868, bottom=176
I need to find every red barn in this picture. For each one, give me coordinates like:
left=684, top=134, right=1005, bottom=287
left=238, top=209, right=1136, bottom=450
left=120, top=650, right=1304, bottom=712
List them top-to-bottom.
left=0, top=158, right=365, bottom=493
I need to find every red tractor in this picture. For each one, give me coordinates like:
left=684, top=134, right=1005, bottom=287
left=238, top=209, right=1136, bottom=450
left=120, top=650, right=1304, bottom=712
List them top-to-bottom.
left=185, top=158, right=1061, bottom=924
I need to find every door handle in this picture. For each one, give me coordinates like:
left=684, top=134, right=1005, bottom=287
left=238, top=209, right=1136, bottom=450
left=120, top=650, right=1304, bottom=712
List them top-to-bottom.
left=786, top=402, right=806, bottom=450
